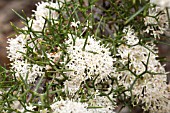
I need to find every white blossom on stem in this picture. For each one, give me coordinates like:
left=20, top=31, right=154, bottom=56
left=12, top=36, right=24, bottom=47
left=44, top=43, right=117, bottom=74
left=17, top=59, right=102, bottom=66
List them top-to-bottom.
left=113, top=27, right=170, bottom=113
left=63, top=34, right=115, bottom=94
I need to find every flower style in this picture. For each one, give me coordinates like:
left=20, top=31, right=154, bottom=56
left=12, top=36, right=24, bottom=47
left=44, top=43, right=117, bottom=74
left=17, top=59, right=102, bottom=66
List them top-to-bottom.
left=144, top=6, right=169, bottom=38
left=113, top=27, right=170, bottom=112
left=63, top=34, right=115, bottom=94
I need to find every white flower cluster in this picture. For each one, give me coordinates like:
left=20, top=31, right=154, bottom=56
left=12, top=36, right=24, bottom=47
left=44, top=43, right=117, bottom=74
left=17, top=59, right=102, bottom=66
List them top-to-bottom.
left=150, top=0, right=170, bottom=8
left=6, top=1, right=62, bottom=83
left=7, top=1, right=65, bottom=83
left=31, top=1, right=63, bottom=31
left=144, top=6, right=169, bottom=38
left=114, top=27, right=170, bottom=112
left=6, top=34, right=27, bottom=61
left=7, top=34, right=44, bottom=83
left=63, top=34, right=115, bottom=94
left=11, top=60, right=44, bottom=83
left=140, top=78, right=170, bottom=113
left=50, top=99, right=115, bottom=113
left=50, top=100, right=89, bottom=113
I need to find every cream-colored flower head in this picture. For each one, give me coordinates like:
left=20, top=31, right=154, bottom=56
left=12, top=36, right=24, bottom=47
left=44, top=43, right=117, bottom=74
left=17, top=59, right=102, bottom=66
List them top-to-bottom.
left=30, top=1, right=63, bottom=31
left=33, top=1, right=62, bottom=23
left=114, top=26, right=170, bottom=112
left=7, top=34, right=44, bottom=83
left=7, top=34, right=27, bottom=61
left=63, top=34, right=115, bottom=94
left=11, top=60, right=44, bottom=83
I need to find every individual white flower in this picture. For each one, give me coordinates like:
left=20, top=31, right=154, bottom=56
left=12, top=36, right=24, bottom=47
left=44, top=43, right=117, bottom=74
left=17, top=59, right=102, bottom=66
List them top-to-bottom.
left=150, top=0, right=170, bottom=8
left=144, top=6, right=169, bottom=38
left=70, top=20, right=80, bottom=28
left=80, top=20, right=93, bottom=36
left=122, top=26, right=139, bottom=45
left=63, top=34, right=115, bottom=94
left=45, top=65, right=52, bottom=70
left=26, top=103, right=36, bottom=111
left=40, top=108, right=48, bottom=113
